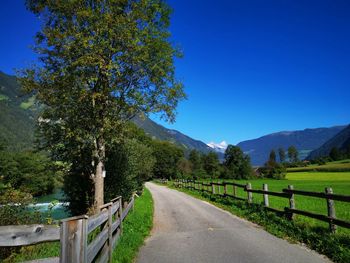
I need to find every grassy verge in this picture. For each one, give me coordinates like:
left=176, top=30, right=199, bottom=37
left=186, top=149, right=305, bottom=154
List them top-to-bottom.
left=167, top=183, right=350, bottom=263
left=112, top=187, right=153, bottom=263
left=5, top=188, right=153, bottom=263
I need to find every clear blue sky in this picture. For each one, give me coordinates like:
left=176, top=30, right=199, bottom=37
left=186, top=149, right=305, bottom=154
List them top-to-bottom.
left=1, top=0, right=349, bottom=145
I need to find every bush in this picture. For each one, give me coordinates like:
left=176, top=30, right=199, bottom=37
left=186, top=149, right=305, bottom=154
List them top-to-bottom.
left=0, top=187, right=43, bottom=260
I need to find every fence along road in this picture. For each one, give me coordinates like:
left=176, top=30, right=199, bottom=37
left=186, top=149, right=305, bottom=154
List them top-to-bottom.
left=137, top=182, right=330, bottom=263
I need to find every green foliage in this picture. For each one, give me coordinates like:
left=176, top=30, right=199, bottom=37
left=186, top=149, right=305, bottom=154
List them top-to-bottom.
left=21, top=0, right=185, bottom=208
left=0, top=72, right=36, bottom=151
left=105, top=139, right=155, bottom=201
left=151, top=140, right=184, bottom=179
left=222, top=145, right=252, bottom=179
left=288, top=145, right=299, bottom=163
left=278, top=147, right=286, bottom=163
left=330, top=147, right=342, bottom=161
left=261, top=149, right=286, bottom=179
left=0, top=150, right=56, bottom=196
left=189, top=150, right=202, bottom=171
left=202, top=152, right=221, bottom=178
left=176, top=157, right=192, bottom=178
left=0, top=187, right=42, bottom=260
left=112, top=188, right=153, bottom=263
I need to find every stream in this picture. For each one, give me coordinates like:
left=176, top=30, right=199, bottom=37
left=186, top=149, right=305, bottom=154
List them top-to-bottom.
left=33, top=189, right=70, bottom=220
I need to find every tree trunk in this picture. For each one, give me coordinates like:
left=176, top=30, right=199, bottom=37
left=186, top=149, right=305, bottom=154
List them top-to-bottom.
left=93, top=137, right=105, bottom=212
left=94, top=159, right=104, bottom=210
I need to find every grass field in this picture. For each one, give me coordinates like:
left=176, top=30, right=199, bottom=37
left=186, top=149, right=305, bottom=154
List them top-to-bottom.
left=287, top=159, right=350, bottom=172
left=200, top=171, right=350, bottom=232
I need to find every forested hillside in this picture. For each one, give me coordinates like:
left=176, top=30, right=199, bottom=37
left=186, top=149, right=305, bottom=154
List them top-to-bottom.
left=0, top=71, right=38, bottom=150
left=237, top=126, right=347, bottom=165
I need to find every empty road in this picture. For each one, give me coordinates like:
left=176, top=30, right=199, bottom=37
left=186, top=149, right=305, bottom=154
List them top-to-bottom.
left=137, top=182, right=330, bottom=263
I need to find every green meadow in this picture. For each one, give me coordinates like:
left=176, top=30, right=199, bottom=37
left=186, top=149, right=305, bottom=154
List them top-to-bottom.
left=203, top=171, right=350, bottom=232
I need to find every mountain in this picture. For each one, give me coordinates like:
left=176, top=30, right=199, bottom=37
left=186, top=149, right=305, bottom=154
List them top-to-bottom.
left=0, top=71, right=39, bottom=150
left=0, top=71, right=218, bottom=156
left=132, top=115, right=219, bottom=156
left=306, top=125, right=350, bottom=160
left=237, top=126, right=347, bottom=166
left=207, top=141, right=228, bottom=154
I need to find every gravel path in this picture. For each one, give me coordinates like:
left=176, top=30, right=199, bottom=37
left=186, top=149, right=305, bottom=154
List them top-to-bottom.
left=137, top=182, right=331, bottom=263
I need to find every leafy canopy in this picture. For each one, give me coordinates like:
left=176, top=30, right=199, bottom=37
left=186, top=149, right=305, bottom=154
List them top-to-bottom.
left=20, top=0, right=186, bottom=163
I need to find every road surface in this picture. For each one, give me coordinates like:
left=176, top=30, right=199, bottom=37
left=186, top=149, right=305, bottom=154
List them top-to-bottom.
left=137, top=182, right=330, bottom=263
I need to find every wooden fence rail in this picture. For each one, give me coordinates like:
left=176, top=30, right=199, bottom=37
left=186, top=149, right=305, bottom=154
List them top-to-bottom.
left=174, top=179, right=350, bottom=233
left=0, top=195, right=135, bottom=263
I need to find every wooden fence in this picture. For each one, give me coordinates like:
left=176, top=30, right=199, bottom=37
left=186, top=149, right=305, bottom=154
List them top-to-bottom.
left=174, top=179, right=350, bottom=233
left=0, top=195, right=135, bottom=263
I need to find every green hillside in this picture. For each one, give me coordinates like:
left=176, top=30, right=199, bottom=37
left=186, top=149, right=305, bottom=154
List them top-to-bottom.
left=0, top=71, right=38, bottom=150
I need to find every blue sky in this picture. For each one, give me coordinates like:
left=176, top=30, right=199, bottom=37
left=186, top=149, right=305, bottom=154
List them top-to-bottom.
left=1, top=1, right=349, bottom=145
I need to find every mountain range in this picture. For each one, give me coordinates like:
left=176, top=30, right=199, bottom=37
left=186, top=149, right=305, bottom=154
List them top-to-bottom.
left=1, top=71, right=348, bottom=165
left=307, top=125, right=350, bottom=160
left=237, top=126, right=347, bottom=166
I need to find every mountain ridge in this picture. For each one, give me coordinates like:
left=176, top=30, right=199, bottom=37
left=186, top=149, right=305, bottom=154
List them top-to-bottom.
left=236, top=125, right=347, bottom=166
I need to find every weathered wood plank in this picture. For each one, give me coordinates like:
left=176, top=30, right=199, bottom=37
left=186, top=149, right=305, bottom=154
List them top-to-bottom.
left=224, top=182, right=246, bottom=188
left=244, top=189, right=289, bottom=198
left=282, top=189, right=350, bottom=202
left=110, top=196, right=122, bottom=203
left=122, top=199, right=134, bottom=221
left=111, top=202, right=120, bottom=216
left=87, top=210, right=108, bottom=234
left=60, top=216, right=88, bottom=263
left=111, top=218, right=122, bottom=233
left=0, top=224, right=59, bottom=247
left=87, top=228, right=108, bottom=263
left=24, top=257, right=59, bottom=263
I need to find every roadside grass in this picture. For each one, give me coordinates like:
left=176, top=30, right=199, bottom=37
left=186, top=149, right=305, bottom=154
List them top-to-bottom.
left=287, top=160, right=350, bottom=173
left=201, top=171, right=350, bottom=232
left=168, top=183, right=350, bottom=263
left=112, top=187, right=153, bottom=263
left=5, top=188, right=153, bottom=263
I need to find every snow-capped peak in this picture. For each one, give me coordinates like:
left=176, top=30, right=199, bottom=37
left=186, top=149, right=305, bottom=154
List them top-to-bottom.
left=207, top=141, right=228, bottom=153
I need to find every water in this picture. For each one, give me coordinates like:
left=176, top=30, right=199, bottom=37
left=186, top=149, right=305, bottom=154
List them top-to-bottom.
left=33, top=189, right=71, bottom=220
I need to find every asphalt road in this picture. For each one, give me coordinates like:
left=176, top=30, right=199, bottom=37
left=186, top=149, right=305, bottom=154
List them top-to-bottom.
left=136, top=182, right=331, bottom=263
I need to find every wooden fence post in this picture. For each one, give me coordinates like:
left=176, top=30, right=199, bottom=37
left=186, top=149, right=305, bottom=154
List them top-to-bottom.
left=212, top=183, right=215, bottom=195
left=246, top=183, right=253, bottom=203
left=263, top=184, right=269, bottom=207
left=233, top=185, right=237, bottom=197
left=288, top=185, right=295, bottom=220
left=325, top=187, right=337, bottom=233
left=119, top=197, right=123, bottom=234
left=108, top=204, right=113, bottom=262
left=60, top=215, right=88, bottom=263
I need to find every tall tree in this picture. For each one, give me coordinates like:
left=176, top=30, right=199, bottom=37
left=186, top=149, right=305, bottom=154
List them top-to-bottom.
left=21, top=0, right=185, bottom=210
left=223, top=145, right=252, bottom=179
left=287, top=146, right=299, bottom=163
left=278, top=147, right=286, bottom=163
left=269, top=149, right=277, bottom=164
left=188, top=150, right=202, bottom=171
left=202, top=152, right=220, bottom=178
